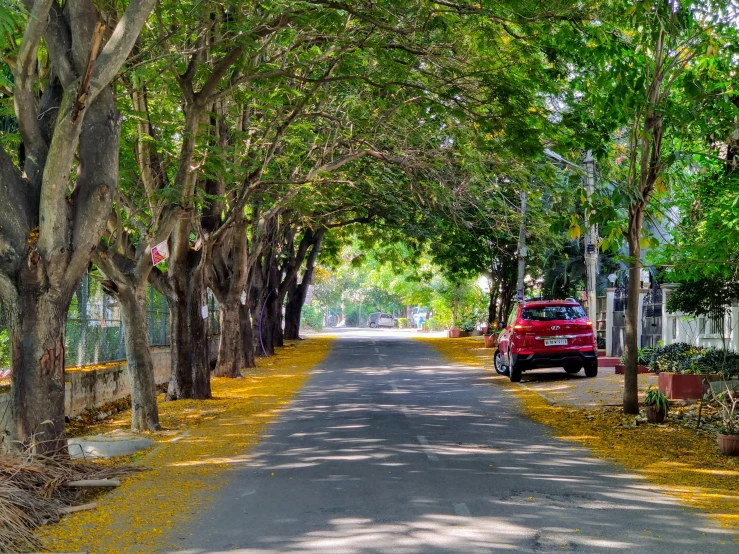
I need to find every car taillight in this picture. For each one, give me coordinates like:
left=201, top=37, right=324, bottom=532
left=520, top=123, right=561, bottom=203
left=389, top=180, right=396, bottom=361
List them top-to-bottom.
left=577, top=321, right=593, bottom=329
left=513, top=324, right=533, bottom=332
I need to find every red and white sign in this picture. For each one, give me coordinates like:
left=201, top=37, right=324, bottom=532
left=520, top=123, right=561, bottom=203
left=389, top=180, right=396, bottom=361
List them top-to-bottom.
left=151, top=240, right=170, bottom=266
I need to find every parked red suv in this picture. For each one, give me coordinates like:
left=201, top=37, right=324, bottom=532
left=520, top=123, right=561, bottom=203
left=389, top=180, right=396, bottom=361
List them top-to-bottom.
left=494, top=300, right=598, bottom=382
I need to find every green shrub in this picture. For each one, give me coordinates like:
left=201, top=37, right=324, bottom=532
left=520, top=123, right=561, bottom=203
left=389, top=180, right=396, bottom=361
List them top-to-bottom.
left=301, top=304, right=324, bottom=330
left=397, top=317, right=408, bottom=328
left=424, top=318, right=445, bottom=331
left=0, top=328, right=9, bottom=370
left=646, top=342, right=739, bottom=376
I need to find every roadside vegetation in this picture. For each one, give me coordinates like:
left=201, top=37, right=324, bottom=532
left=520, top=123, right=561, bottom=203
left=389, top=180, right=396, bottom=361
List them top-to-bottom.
left=2, top=0, right=739, bottom=549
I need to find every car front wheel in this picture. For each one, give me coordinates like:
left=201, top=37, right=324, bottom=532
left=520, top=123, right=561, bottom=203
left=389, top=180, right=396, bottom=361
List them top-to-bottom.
left=369, top=322, right=377, bottom=328
left=494, top=350, right=509, bottom=376
left=584, top=363, right=598, bottom=378
left=564, top=365, right=581, bottom=374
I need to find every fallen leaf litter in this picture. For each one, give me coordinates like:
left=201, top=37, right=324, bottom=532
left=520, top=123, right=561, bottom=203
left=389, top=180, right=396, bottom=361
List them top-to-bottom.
left=40, top=336, right=334, bottom=553
left=420, top=336, right=739, bottom=534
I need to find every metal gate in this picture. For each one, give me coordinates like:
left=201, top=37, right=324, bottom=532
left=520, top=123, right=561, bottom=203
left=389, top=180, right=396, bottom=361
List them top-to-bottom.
left=611, top=280, right=628, bottom=358
left=641, top=280, right=662, bottom=348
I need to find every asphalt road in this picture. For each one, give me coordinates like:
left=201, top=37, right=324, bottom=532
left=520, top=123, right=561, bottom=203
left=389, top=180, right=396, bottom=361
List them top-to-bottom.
left=168, top=331, right=737, bottom=553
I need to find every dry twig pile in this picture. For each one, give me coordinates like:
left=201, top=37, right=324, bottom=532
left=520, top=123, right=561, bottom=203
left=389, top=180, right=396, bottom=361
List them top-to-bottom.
left=0, top=451, right=135, bottom=552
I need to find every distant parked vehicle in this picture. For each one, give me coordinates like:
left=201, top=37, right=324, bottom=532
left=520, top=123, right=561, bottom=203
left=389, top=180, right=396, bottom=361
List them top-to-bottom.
left=368, top=312, right=395, bottom=328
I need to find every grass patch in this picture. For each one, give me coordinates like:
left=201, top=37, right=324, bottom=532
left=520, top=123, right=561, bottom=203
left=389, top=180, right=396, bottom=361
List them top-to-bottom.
left=40, top=336, right=335, bottom=553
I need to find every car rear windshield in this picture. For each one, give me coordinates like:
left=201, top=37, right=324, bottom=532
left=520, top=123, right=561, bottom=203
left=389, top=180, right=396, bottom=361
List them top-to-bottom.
left=521, top=306, right=586, bottom=321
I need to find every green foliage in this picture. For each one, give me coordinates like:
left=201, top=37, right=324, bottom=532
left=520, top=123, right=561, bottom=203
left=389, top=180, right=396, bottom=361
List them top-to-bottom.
left=666, top=280, right=739, bottom=320
left=301, top=304, right=324, bottom=331
left=397, top=317, right=408, bottom=329
left=0, top=328, right=9, bottom=369
left=646, top=342, right=739, bottom=377
left=644, top=387, right=669, bottom=414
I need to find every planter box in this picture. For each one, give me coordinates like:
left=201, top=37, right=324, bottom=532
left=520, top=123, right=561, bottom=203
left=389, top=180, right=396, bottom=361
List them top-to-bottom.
left=448, top=329, right=461, bottom=338
left=458, top=331, right=472, bottom=338
left=483, top=334, right=498, bottom=349
left=615, top=364, right=650, bottom=375
left=658, top=372, right=722, bottom=400
left=717, top=433, right=739, bottom=456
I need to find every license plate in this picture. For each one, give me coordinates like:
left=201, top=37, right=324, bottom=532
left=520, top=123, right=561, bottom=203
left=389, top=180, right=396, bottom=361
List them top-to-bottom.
left=544, top=339, right=568, bottom=346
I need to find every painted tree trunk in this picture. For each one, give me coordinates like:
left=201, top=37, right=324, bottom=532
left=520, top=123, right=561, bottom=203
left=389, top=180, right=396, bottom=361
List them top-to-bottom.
left=623, top=204, right=644, bottom=414
left=117, top=286, right=162, bottom=431
left=6, top=293, right=68, bottom=455
left=214, top=300, right=243, bottom=377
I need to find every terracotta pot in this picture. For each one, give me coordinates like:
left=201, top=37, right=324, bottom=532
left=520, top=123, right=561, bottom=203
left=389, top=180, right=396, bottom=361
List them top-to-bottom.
left=481, top=326, right=489, bottom=335
left=448, top=328, right=461, bottom=338
left=483, top=334, right=498, bottom=349
left=615, top=364, right=650, bottom=375
left=658, top=373, right=722, bottom=400
left=645, top=405, right=666, bottom=424
left=717, top=433, right=739, bottom=456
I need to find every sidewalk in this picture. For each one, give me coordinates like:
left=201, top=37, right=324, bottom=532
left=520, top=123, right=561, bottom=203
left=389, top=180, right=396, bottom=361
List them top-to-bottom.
left=519, top=364, right=657, bottom=409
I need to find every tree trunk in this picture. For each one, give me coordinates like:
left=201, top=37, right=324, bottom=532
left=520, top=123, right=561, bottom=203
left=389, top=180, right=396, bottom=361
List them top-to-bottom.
left=623, top=204, right=644, bottom=414
left=283, top=229, right=323, bottom=340
left=167, top=257, right=211, bottom=401
left=284, top=280, right=303, bottom=340
left=487, top=282, right=499, bottom=327
left=117, top=286, right=162, bottom=431
left=6, top=293, right=68, bottom=455
left=214, top=300, right=243, bottom=377
left=240, top=302, right=256, bottom=369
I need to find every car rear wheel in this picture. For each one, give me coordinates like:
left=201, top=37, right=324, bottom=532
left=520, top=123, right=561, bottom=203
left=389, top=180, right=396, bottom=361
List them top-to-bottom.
left=494, top=350, right=509, bottom=376
left=509, top=364, right=522, bottom=383
left=584, top=364, right=598, bottom=378
left=564, top=365, right=581, bottom=374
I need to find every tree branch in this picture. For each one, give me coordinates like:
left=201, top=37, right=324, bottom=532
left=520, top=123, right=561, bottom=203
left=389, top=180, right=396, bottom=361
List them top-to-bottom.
left=14, top=0, right=53, bottom=187
left=89, top=0, right=158, bottom=102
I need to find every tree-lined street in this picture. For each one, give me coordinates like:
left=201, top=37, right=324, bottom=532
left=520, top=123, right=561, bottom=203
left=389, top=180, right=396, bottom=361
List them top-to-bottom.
left=165, top=333, right=735, bottom=553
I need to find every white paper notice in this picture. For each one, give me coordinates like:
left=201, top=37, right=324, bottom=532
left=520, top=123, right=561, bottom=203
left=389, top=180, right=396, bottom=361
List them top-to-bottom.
left=151, top=240, right=170, bottom=265
left=240, top=291, right=247, bottom=305
left=201, top=305, right=208, bottom=319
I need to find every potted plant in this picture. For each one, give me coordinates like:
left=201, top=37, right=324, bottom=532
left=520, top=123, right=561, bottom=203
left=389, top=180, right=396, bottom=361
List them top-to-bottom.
left=483, top=333, right=497, bottom=348
left=615, top=347, right=652, bottom=375
left=709, top=381, right=739, bottom=456
left=644, top=387, right=669, bottom=423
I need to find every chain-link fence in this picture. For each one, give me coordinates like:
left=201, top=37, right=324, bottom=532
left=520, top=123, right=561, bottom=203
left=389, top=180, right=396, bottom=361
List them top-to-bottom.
left=0, top=272, right=224, bottom=375
left=65, top=273, right=175, bottom=367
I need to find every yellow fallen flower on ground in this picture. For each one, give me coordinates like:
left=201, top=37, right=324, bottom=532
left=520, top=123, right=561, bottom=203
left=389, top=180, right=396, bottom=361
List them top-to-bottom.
left=40, top=336, right=334, bottom=554
left=420, top=336, right=739, bottom=532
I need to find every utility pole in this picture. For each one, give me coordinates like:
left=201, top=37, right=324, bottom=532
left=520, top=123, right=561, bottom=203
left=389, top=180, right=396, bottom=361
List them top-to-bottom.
left=584, top=151, right=598, bottom=330
left=516, top=190, right=527, bottom=302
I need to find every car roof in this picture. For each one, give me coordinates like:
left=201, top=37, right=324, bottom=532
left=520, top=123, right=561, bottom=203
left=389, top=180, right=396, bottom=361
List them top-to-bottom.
left=520, top=300, right=581, bottom=308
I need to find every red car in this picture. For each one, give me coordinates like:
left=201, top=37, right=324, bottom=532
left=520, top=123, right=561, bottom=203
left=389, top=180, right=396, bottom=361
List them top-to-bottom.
left=494, top=300, right=598, bottom=382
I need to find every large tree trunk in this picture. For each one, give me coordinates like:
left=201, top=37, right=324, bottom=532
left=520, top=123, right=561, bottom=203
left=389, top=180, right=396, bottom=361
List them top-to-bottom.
left=623, top=204, right=644, bottom=415
left=167, top=254, right=211, bottom=401
left=283, top=279, right=303, bottom=340
left=117, top=286, right=162, bottom=431
left=6, top=292, right=68, bottom=455
left=214, top=300, right=243, bottom=377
